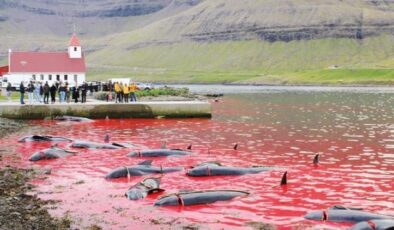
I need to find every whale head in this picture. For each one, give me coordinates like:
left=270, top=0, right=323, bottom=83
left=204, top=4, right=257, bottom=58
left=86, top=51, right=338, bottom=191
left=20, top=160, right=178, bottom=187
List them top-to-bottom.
left=127, top=151, right=139, bottom=157
left=29, top=152, right=43, bottom=161
left=187, top=166, right=210, bottom=176
left=105, top=167, right=128, bottom=179
left=126, top=189, right=147, bottom=200
left=154, top=195, right=179, bottom=206
left=304, top=210, right=327, bottom=221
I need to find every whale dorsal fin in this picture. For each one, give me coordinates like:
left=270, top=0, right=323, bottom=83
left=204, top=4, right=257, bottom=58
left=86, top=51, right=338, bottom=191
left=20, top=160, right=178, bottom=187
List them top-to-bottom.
left=32, top=135, right=47, bottom=140
left=233, top=143, right=238, bottom=150
left=187, top=144, right=192, bottom=150
left=313, top=154, right=319, bottom=164
left=138, top=160, right=153, bottom=165
left=280, top=171, right=287, bottom=186
left=329, top=205, right=363, bottom=211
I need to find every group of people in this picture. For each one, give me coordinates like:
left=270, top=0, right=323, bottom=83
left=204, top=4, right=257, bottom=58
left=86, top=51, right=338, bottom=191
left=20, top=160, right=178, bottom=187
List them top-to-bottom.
left=16, top=81, right=89, bottom=105
left=113, top=81, right=138, bottom=103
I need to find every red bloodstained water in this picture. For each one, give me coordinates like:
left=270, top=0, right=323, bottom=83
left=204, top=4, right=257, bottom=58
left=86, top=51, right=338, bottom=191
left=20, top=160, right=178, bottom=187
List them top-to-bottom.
left=1, top=92, right=394, bottom=229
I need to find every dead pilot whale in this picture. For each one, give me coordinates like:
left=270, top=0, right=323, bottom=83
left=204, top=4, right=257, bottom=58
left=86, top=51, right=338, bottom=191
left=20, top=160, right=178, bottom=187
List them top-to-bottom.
left=54, top=115, right=93, bottom=122
left=18, top=135, right=72, bottom=143
left=71, top=140, right=133, bottom=149
left=29, top=146, right=77, bottom=161
left=127, top=148, right=193, bottom=158
left=105, top=160, right=183, bottom=179
left=186, top=162, right=278, bottom=176
left=125, top=177, right=164, bottom=200
left=154, top=190, right=249, bottom=206
left=304, top=206, right=394, bottom=223
left=349, top=219, right=394, bottom=230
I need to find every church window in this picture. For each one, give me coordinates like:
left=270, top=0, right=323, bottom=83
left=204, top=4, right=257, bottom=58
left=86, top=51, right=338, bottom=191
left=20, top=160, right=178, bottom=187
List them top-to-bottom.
left=74, top=47, right=77, bottom=51
left=32, top=74, right=36, bottom=80
left=40, top=74, right=44, bottom=81
left=49, top=74, right=52, bottom=80
left=56, top=75, right=60, bottom=81
left=64, top=75, right=68, bottom=81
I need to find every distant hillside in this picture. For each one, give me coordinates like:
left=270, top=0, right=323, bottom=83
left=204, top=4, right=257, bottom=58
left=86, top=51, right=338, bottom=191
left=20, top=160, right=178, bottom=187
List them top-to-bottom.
left=0, top=0, right=393, bottom=84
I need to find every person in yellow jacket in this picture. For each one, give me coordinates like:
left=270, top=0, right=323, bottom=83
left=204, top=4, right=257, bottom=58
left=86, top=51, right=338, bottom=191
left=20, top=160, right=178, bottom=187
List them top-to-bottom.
left=130, top=81, right=138, bottom=102
left=114, top=82, right=121, bottom=103
left=123, top=83, right=129, bottom=103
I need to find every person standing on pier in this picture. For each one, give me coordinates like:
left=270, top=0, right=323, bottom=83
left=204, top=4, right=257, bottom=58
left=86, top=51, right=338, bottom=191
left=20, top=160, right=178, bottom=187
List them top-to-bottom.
left=34, top=81, right=40, bottom=103
left=130, top=81, right=137, bottom=102
left=19, top=82, right=25, bottom=104
left=27, top=82, right=34, bottom=104
left=43, top=82, right=50, bottom=104
left=65, top=82, right=70, bottom=103
left=81, top=82, right=87, bottom=103
left=114, top=82, right=121, bottom=103
left=6, top=83, right=12, bottom=102
left=39, top=83, right=44, bottom=103
left=50, top=83, right=57, bottom=104
left=58, top=83, right=66, bottom=103
left=119, top=83, right=124, bottom=103
left=123, top=83, right=129, bottom=103
left=73, top=85, right=80, bottom=103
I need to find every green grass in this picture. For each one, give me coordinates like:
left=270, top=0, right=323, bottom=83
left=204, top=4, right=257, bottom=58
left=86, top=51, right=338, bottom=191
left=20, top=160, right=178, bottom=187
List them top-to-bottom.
left=85, top=35, right=394, bottom=85
left=0, top=92, right=25, bottom=101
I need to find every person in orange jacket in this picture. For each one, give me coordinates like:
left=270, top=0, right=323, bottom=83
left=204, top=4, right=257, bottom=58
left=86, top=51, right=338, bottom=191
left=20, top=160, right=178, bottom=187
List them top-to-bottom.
left=129, top=81, right=138, bottom=102
left=114, top=82, right=121, bottom=103
left=123, top=83, right=130, bottom=103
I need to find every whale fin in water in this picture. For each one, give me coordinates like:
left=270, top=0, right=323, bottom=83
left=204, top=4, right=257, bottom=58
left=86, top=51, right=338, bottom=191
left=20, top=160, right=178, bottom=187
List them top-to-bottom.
left=233, top=143, right=238, bottom=150
left=187, top=144, right=192, bottom=150
left=313, top=154, right=319, bottom=164
left=138, top=160, right=153, bottom=166
left=280, top=171, right=287, bottom=186
left=329, top=205, right=363, bottom=211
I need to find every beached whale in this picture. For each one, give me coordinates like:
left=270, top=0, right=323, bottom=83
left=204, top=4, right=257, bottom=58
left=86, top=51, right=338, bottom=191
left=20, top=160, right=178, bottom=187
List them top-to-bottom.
left=54, top=115, right=93, bottom=122
left=18, top=135, right=72, bottom=143
left=71, top=140, right=131, bottom=149
left=29, top=146, right=77, bottom=161
left=127, top=149, right=193, bottom=157
left=105, top=160, right=183, bottom=179
left=186, top=162, right=277, bottom=176
left=125, top=177, right=164, bottom=200
left=154, top=190, right=249, bottom=206
left=304, top=206, right=393, bottom=223
left=349, top=219, right=394, bottom=230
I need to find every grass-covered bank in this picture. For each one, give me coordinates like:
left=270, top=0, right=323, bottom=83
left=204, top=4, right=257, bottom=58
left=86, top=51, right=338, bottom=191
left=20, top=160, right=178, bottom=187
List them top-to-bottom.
left=86, top=34, right=394, bottom=85
left=87, top=68, right=394, bottom=85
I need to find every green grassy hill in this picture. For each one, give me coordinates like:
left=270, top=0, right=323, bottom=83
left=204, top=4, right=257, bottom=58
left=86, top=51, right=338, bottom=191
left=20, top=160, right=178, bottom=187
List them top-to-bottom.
left=0, top=0, right=393, bottom=84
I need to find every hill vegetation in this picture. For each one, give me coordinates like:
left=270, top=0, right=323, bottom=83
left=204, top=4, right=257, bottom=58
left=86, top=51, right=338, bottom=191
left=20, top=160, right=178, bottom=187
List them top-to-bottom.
left=0, top=0, right=393, bottom=84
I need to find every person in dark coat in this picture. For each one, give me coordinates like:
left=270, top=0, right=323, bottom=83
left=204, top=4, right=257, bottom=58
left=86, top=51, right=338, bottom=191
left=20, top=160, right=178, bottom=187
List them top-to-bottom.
left=6, top=82, right=12, bottom=102
left=19, top=82, right=25, bottom=104
left=39, top=82, right=44, bottom=103
left=43, top=82, right=50, bottom=104
left=81, top=82, right=87, bottom=103
left=50, top=83, right=57, bottom=104
left=73, top=86, right=80, bottom=103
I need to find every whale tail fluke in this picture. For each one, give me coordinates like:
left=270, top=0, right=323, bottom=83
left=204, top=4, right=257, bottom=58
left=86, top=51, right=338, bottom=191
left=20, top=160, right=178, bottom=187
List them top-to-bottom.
left=233, top=143, right=238, bottom=150
left=313, top=154, right=319, bottom=164
left=280, top=171, right=287, bottom=186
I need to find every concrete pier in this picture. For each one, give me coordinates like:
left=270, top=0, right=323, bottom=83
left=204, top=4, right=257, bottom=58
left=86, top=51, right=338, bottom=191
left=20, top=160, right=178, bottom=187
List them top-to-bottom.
left=0, top=101, right=212, bottom=119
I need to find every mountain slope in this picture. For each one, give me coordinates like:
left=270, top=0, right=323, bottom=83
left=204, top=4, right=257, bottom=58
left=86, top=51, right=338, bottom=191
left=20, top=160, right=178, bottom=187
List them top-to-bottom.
left=0, top=0, right=393, bottom=84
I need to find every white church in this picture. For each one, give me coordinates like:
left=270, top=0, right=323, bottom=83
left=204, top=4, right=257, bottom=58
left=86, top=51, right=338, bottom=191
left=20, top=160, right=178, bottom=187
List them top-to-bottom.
left=0, top=33, right=86, bottom=88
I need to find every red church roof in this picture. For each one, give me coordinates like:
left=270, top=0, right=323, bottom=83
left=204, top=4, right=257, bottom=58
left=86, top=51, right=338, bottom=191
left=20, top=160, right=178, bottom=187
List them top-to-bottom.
left=69, top=33, right=81, bottom=46
left=9, top=52, right=86, bottom=73
left=0, top=65, right=8, bottom=76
